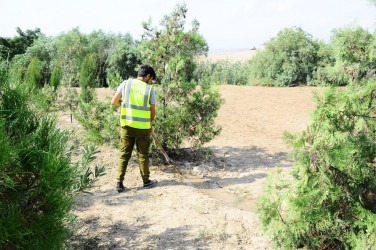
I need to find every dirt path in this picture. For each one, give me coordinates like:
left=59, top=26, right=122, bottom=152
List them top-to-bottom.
left=62, top=85, right=317, bottom=249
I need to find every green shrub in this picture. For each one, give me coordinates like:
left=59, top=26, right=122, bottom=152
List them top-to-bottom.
left=327, top=25, right=374, bottom=85
left=312, top=26, right=375, bottom=86
left=249, top=27, right=323, bottom=86
left=23, top=34, right=52, bottom=84
left=75, top=51, right=119, bottom=146
left=79, top=53, right=98, bottom=89
left=79, top=53, right=98, bottom=104
left=7, top=54, right=28, bottom=84
left=24, top=57, right=42, bottom=90
left=0, top=59, right=9, bottom=83
left=50, top=62, right=62, bottom=90
left=0, top=63, right=105, bottom=249
left=0, top=73, right=73, bottom=248
left=258, top=80, right=376, bottom=249
left=32, top=84, right=61, bottom=113
left=74, top=98, right=119, bottom=146
left=71, top=144, right=106, bottom=193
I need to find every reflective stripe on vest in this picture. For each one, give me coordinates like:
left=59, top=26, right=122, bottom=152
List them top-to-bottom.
left=120, top=79, right=152, bottom=129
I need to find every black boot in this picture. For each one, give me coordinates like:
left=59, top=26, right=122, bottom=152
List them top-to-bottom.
left=143, top=180, right=158, bottom=189
left=116, top=182, right=125, bottom=193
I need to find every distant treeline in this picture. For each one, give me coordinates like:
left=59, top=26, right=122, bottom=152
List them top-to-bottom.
left=1, top=24, right=375, bottom=87
left=196, top=25, right=376, bottom=87
left=0, top=27, right=141, bottom=88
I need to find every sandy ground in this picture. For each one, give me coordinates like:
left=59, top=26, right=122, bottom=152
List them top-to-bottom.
left=58, top=84, right=317, bottom=249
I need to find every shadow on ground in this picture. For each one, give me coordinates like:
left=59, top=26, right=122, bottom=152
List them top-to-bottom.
left=75, top=145, right=294, bottom=210
left=159, top=145, right=293, bottom=175
left=67, top=217, right=208, bottom=249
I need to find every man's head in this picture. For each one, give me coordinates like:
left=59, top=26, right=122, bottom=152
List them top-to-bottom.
left=137, top=64, right=156, bottom=84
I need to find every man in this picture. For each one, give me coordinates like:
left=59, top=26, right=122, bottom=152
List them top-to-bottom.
left=111, top=64, right=158, bottom=192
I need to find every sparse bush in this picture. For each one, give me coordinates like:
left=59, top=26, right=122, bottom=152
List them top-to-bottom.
left=7, top=54, right=28, bottom=84
left=258, top=80, right=376, bottom=249
left=63, top=87, right=79, bottom=122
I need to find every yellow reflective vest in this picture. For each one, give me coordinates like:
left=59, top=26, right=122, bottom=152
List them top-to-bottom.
left=120, top=78, right=152, bottom=129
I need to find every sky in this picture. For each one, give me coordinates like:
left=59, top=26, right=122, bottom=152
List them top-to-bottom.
left=1, top=0, right=375, bottom=52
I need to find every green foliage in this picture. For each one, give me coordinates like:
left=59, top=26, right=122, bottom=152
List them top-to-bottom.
left=138, top=3, right=222, bottom=152
left=139, top=3, right=208, bottom=82
left=312, top=25, right=375, bottom=86
left=333, top=26, right=373, bottom=84
left=0, top=27, right=41, bottom=61
left=249, top=27, right=323, bottom=86
left=20, top=28, right=140, bottom=88
left=51, top=28, right=88, bottom=87
left=86, top=30, right=112, bottom=87
left=107, top=34, right=141, bottom=83
left=79, top=53, right=98, bottom=89
left=79, top=53, right=98, bottom=104
left=75, top=54, right=118, bottom=146
left=6, top=55, right=27, bottom=84
left=24, top=57, right=42, bottom=90
left=0, top=59, right=9, bottom=83
left=193, top=60, right=250, bottom=85
left=0, top=61, right=106, bottom=249
left=50, top=62, right=62, bottom=90
left=106, top=70, right=124, bottom=88
left=0, top=71, right=73, bottom=249
left=258, top=80, right=376, bottom=249
left=32, top=84, right=62, bottom=113
left=63, top=87, right=79, bottom=118
left=74, top=98, right=119, bottom=146
left=72, top=144, right=106, bottom=193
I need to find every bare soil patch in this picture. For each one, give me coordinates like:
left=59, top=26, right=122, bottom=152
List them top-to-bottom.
left=61, top=85, right=316, bottom=249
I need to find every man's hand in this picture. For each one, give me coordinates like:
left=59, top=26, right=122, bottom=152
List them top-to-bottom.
left=111, top=92, right=122, bottom=107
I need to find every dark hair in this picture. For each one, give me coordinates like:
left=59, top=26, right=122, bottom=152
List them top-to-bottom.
left=137, top=64, right=156, bottom=79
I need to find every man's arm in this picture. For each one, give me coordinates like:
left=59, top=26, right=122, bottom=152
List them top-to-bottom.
left=111, top=92, right=122, bottom=107
left=150, top=104, right=155, bottom=122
